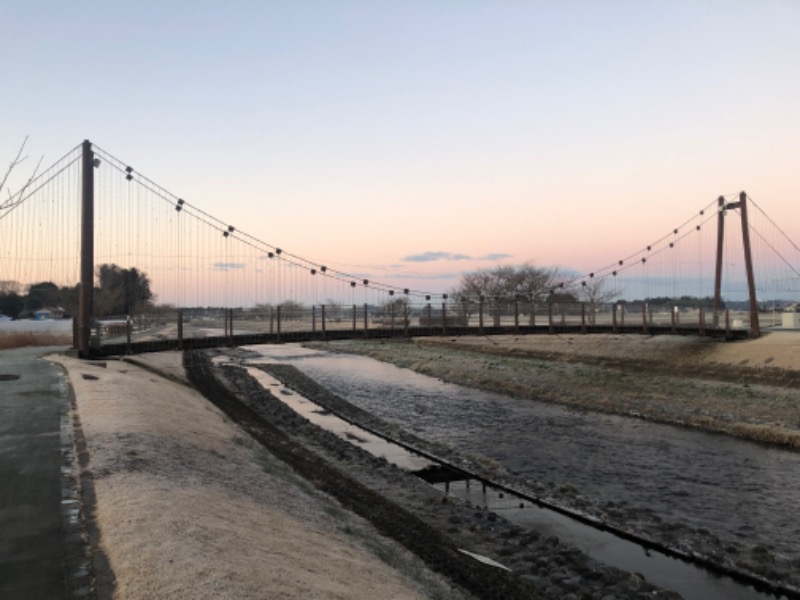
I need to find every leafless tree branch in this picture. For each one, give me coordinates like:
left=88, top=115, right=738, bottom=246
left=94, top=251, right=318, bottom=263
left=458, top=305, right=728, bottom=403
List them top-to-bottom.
left=1, top=136, right=44, bottom=211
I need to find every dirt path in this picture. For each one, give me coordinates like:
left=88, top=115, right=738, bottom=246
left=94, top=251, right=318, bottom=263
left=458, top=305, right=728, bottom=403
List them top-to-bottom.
left=48, top=352, right=463, bottom=600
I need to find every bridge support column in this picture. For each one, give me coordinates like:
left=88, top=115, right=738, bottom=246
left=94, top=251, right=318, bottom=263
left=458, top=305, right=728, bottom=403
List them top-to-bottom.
left=78, top=140, right=95, bottom=358
left=713, top=192, right=760, bottom=338
left=737, top=193, right=760, bottom=338
left=713, top=196, right=725, bottom=329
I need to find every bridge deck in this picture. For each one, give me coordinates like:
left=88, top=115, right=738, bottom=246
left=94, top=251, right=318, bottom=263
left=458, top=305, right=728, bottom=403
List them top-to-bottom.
left=92, top=324, right=750, bottom=358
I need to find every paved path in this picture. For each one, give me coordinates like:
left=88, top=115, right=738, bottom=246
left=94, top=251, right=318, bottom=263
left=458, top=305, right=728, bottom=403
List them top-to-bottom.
left=0, top=347, right=70, bottom=599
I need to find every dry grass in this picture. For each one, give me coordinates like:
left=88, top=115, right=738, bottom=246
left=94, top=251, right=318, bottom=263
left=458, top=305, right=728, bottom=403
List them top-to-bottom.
left=0, top=332, right=71, bottom=349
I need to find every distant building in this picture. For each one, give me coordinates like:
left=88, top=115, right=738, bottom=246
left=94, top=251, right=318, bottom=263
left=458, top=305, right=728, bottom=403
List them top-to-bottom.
left=33, top=307, right=66, bottom=320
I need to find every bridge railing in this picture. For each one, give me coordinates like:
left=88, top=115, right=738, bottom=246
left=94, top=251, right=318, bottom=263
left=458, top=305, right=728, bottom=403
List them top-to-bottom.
left=90, top=301, right=754, bottom=356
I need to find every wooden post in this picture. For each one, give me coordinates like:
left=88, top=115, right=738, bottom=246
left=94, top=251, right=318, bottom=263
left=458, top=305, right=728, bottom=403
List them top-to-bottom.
left=78, top=140, right=95, bottom=357
left=479, top=296, right=484, bottom=334
left=514, top=298, right=519, bottom=333
left=403, top=302, right=409, bottom=338
left=441, top=302, right=447, bottom=336
left=548, top=302, right=554, bottom=333
left=363, top=303, right=369, bottom=338
left=427, top=303, right=432, bottom=330
left=580, top=303, right=586, bottom=334
left=321, top=304, right=326, bottom=340
left=352, top=304, right=357, bottom=333
left=612, top=304, right=618, bottom=333
left=276, top=305, right=282, bottom=341
left=312, top=305, right=316, bottom=334
left=671, top=306, right=676, bottom=333
left=699, top=307, right=705, bottom=336
left=228, top=308, right=234, bottom=346
left=177, top=309, right=184, bottom=350
left=725, top=309, right=731, bottom=338
left=126, top=316, right=132, bottom=354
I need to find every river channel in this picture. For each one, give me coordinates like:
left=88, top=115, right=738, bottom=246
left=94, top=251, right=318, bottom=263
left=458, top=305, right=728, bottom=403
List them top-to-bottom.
left=243, top=344, right=800, bottom=588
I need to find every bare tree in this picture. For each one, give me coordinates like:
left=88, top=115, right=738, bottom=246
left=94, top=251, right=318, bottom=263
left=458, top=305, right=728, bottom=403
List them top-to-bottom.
left=1, top=137, right=44, bottom=211
left=450, top=263, right=572, bottom=326
left=577, top=277, right=620, bottom=324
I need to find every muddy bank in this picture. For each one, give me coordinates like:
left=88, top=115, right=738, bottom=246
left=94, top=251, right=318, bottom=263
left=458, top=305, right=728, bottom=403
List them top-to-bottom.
left=186, top=349, right=683, bottom=600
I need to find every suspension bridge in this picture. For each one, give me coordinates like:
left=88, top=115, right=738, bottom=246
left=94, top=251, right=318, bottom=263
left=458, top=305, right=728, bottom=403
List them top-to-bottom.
left=2, top=140, right=799, bottom=358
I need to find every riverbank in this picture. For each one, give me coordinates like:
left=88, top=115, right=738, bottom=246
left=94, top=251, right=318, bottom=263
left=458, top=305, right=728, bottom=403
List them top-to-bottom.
left=42, top=331, right=800, bottom=598
left=306, top=332, right=800, bottom=449
left=48, top=351, right=465, bottom=600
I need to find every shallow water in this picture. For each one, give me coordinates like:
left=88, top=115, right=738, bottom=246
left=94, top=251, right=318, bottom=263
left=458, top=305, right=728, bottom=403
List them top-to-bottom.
left=244, top=344, right=800, bottom=564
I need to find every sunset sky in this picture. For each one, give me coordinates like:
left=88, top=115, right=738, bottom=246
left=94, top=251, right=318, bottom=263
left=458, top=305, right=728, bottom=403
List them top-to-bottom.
left=4, top=2, right=799, bottom=301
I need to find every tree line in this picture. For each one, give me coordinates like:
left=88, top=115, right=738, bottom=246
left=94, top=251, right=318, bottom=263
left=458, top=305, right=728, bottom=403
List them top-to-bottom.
left=0, top=264, right=154, bottom=319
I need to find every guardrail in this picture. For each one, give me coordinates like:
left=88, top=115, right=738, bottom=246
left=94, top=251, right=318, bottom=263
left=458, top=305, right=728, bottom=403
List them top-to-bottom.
left=88, top=300, right=757, bottom=357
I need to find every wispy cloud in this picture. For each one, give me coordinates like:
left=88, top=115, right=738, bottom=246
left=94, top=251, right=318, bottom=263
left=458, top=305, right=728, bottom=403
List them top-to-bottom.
left=401, top=251, right=512, bottom=263
left=402, top=251, right=471, bottom=263
left=478, top=253, right=512, bottom=261
left=213, top=262, right=246, bottom=270
left=390, top=272, right=460, bottom=280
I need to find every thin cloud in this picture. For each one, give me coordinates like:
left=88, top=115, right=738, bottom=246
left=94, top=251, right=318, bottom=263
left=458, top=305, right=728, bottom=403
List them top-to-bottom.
left=401, top=251, right=512, bottom=263
left=402, top=251, right=472, bottom=263
left=478, top=253, right=512, bottom=261
left=213, top=262, right=246, bottom=270
left=389, top=272, right=459, bottom=280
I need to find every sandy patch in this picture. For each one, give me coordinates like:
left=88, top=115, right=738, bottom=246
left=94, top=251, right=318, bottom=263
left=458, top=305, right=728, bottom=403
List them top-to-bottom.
left=49, top=354, right=438, bottom=600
